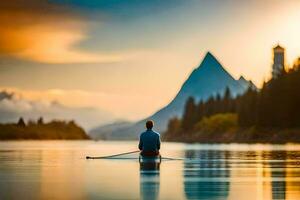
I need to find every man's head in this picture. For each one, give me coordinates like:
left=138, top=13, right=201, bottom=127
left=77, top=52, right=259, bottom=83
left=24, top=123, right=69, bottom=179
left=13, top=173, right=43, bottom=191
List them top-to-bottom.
left=146, top=120, right=154, bottom=130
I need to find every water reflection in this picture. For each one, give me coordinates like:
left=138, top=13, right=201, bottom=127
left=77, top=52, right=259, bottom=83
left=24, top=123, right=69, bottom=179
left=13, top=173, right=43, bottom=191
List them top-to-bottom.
left=1, top=142, right=300, bottom=200
left=183, top=146, right=300, bottom=200
left=0, top=149, right=42, bottom=199
left=184, top=150, right=230, bottom=200
left=266, top=150, right=300, bottom=200
left=269, top=151, right=287, bottom=200
left=285, top=151, right=300, bottom=200
left=139, top=156, right=161, bottom=200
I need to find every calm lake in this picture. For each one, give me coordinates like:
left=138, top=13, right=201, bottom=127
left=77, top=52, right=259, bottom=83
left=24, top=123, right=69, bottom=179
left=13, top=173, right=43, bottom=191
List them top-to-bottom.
left=0, top=141, right=300, bottom=200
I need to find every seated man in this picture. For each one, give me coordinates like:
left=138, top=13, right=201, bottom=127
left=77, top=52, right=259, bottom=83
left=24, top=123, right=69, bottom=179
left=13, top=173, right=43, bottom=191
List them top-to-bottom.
left=138, top=120, right=161, bottom=157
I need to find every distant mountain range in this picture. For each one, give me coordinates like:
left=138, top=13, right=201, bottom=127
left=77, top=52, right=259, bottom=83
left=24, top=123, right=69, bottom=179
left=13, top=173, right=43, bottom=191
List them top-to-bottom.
left=90, top=52, right=255, bottom=140
left=89, top=120, right=134, bottom=140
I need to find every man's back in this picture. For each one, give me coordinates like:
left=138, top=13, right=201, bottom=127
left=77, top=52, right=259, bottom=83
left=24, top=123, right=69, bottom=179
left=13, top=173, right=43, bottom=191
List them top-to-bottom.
left=139, top=129, right=161, bottom=152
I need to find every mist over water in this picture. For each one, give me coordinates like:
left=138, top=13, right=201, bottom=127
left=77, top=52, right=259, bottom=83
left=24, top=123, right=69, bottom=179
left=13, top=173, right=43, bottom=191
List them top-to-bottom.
left=0, top=141, right=300, bottom=200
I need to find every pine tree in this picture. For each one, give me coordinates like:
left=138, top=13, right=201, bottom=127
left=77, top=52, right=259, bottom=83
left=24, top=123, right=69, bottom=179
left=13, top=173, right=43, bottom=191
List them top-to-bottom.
left=223, top=87, right=232, bottom=113
left=237, top=88, right=257, bottom=127
left=181, top=97, right=197, bottom=132
left=196, top=100, right=205, bottom=123
left=17, top=117, right=26, bottom=127
left=37, top=117, right=44, bottom=125
left=167, top=117, right=181, bottom=136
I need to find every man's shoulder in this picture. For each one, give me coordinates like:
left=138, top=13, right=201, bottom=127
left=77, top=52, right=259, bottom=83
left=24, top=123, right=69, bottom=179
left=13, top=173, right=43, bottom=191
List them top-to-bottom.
left=140, top=130, right=160, bottom=137
left=151, top=130, right=160, bottom=137
left=140, top=131, right=148, bottom=137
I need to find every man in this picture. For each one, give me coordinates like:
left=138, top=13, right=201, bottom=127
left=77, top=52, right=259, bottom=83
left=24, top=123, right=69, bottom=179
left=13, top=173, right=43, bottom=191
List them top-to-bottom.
left=138, top=120, right=161, bottom=157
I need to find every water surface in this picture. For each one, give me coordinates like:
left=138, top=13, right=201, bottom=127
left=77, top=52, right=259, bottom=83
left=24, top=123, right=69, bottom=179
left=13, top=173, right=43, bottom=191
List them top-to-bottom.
left=0, top=141, right=300, bottom=200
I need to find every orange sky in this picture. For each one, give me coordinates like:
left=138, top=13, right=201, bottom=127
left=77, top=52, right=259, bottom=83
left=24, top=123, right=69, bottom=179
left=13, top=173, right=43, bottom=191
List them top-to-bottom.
left=0, top=0, right=300, bottom=120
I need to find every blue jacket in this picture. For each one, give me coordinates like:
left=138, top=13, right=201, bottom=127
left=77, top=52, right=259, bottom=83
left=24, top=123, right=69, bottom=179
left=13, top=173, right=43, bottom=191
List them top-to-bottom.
left=138, top=129, right=161, bottom=151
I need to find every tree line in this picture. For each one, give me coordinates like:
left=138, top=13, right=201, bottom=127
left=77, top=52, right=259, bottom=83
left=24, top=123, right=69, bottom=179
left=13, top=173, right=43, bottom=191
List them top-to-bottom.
left=165, top=59, right=300, bottom=141
left=0, top=117, right=90, bottom=140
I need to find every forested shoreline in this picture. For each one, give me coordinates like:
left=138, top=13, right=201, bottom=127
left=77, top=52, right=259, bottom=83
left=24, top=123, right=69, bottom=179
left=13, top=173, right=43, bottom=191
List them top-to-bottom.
left=164, top=60, right=300, bottom=143
left=0, top=117, right=90, bottom=140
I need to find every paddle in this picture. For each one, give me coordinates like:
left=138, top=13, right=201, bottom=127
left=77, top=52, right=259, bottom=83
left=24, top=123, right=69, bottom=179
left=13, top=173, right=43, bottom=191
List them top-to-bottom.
left=86, top=150, right=140, bottom=159
left=86, top=151, right=184, bottom=161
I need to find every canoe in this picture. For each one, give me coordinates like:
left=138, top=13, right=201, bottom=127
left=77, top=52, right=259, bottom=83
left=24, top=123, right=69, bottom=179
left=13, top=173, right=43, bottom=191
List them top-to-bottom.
left=139, top=154, right=161, bottom=171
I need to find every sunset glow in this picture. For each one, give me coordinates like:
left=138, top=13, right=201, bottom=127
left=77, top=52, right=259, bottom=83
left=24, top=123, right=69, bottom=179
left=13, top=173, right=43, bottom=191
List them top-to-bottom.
left=1, top=0, right=300, bottom=121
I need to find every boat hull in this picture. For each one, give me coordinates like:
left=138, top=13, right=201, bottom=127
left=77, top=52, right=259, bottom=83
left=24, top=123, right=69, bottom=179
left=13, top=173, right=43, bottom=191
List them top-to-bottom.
left=139, top=155, right=161, bottom=171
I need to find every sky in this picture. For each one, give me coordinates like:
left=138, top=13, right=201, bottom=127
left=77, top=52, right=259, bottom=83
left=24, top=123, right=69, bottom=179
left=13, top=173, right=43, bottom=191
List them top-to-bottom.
left=0, top=0, right=300, bottom=122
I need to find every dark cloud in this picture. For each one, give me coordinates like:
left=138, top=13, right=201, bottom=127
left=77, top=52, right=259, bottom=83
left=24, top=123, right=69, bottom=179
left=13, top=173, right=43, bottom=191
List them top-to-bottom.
left=0, top=0, right=80, bottom=16
left=51, top=0, right=183, bottom=20
left=0, top=91, right=13, bottom=101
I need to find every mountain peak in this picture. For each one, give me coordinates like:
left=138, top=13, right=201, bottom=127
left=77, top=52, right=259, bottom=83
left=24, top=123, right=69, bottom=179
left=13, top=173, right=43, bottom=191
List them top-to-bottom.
left=196, top=51, right=224, bottom=71
left=202, top=51, right=218, bottom=62
left=204, top=51, right=214, bottom=58
left=190, top=52, right=233, bottom=82
left=238, top=76, right=247, bottom=82
left=238, top=76, right=257, bottom=90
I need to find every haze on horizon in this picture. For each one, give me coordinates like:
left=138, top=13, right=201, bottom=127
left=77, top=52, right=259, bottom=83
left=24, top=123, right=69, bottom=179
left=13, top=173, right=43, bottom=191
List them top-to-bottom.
left=0, top=0, right=300, bottom=121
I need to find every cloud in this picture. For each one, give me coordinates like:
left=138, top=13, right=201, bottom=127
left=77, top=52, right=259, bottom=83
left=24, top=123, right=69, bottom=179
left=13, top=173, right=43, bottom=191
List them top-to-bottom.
left=0, top=0, right=122, bottom=63
left=0, top=86, right=170, bottom=121
left=0, top=90, right=115, bottom=130
left=0, top=91, right=13, bottom=101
